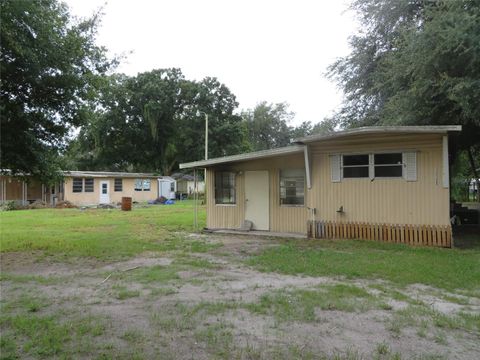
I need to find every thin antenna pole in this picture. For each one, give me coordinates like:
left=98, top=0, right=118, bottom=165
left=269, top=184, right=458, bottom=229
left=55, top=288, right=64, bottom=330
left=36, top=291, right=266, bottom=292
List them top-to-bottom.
left=193, top=168, right=198, bottom=231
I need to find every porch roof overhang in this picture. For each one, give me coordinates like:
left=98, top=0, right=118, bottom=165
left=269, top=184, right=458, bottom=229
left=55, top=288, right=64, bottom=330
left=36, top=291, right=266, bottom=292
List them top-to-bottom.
left=179, top=145, right=305, bottom=169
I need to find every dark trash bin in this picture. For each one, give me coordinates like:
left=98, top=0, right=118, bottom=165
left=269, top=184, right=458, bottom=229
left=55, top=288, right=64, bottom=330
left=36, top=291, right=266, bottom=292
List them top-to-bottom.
left=121, top=197, right=132, bottom=211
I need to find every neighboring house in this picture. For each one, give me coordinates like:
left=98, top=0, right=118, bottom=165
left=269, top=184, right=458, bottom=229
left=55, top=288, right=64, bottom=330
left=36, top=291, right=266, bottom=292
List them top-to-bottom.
left=180, top=126, right=462, bottom=248
left=0, top=171, right=176, bottom=206
left=171, top=173, right=205, bottom=197
left=158, top=176, right=176, bottom=200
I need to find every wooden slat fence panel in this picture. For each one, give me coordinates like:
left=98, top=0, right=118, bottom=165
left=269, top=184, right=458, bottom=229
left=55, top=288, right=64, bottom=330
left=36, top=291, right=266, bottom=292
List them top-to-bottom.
left=308, top=220, right=452, bottom=248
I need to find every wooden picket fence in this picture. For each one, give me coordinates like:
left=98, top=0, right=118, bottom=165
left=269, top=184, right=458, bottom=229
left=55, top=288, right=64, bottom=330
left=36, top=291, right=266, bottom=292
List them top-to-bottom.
left=307, top=220, right=452, bottom=248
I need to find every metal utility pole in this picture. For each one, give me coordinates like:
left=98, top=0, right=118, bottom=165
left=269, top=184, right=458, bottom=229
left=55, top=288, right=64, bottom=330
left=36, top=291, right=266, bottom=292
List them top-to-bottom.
left=204, top=113, right=208, bottom=160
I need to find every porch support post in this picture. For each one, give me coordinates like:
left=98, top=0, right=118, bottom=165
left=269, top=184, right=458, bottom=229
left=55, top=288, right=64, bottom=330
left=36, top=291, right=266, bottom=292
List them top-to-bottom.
left=303, top=145, right=312, bottom=189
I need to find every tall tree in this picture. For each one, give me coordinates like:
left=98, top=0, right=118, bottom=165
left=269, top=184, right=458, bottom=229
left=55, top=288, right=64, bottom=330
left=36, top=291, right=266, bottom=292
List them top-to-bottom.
left=0, top=0, right=115, bottom=182
left=329, top=0, right=480, bottom=199
left=67, top=70, right=250, bottom=174
left=175, top=77, right=251, bottom=164
left=243, top=102, right=294, bottom=151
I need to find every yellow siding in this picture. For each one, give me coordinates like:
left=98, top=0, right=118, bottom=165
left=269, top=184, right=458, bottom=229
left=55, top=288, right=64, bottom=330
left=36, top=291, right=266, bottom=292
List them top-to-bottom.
left=206, top=133, right=450, bottom=234
left=307, top=133, right=449, bottom=226
left=206, top=154, right=308, bottom=233
left=206, top=168, right=245, bottom=229
left=269, top=169, right=309, bottom=233
left=64, top=177, right=159, bottom=205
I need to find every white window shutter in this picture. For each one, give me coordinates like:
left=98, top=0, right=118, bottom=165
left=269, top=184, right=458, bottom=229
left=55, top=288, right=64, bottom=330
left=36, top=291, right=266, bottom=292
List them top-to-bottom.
left=403, top=152, right=417, bottom=181
left=330, top=155, right=341, bottom=182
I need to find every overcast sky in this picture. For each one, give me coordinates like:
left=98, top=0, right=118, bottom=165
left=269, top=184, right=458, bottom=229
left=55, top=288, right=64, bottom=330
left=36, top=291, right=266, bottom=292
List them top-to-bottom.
left=65, top=0, right=357, bottom=126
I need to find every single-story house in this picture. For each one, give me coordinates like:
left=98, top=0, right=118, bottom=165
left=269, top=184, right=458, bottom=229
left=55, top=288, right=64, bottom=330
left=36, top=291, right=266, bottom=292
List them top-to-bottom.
left=180, top=126, right=462, bottom=247
left=0, top=171, right=176, bottom=206
left=171, top=173, right=205, bottom=196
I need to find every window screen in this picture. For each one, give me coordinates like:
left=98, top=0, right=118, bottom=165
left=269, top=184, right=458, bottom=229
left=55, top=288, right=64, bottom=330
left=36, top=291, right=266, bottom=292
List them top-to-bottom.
left=374, top=153, right=403, bottom=177
left=342, top=154, right=369, bottom=178
left=280, top=169, right=305, bottom=205
left=215, top=172, right=236, bottom=204
left=72, top=178, right=83, bottom=193
left=84, top=178, right=94, bottom=192
left=114, top=178, right=123, bottom=192
left=134, top=179, right=143, bottom=191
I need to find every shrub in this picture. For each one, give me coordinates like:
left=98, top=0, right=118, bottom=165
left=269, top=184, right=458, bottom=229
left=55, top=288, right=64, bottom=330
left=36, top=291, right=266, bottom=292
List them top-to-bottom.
left=2, top=201, right=18, bottom=211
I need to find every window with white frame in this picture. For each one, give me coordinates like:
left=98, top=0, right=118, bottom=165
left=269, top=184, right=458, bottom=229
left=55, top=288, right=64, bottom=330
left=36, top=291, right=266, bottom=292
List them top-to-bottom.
left=332, top=152, right=415, bottom=182
left=374, top=153, right=403, bottom=177
left=342, top=154, right=369, bottom=178
left=280, top=169, right=305, bottom=205
left=215, top=172, right=236, bottom=204
left=135, top=179, right=151, bottom=191
left=143, top=179, right=151, bottom=191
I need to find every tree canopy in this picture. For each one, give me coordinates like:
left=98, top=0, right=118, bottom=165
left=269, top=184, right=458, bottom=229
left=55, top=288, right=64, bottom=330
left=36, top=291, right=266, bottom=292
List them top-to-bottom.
left=0, top=0, right=115, bottom=183
left=0, top=0, right=340, bottom=179
left=329, top=0, right=480, bottom=198
left=65, top=70, right=251, bottom=174
left=241, top=102, right=335, bottom=152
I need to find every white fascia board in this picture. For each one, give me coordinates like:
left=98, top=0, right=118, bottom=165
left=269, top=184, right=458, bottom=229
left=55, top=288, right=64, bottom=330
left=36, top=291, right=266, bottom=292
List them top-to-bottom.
left=294, top=125, right=462, bottom=144
left=180, top=145, right=305, bottom=169
left=63, top=171, right=160, bottom=178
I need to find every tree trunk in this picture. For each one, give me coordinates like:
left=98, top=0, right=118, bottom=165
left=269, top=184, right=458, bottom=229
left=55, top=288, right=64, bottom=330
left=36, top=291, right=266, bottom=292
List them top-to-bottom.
left=467, top=147, right=480, bottom=202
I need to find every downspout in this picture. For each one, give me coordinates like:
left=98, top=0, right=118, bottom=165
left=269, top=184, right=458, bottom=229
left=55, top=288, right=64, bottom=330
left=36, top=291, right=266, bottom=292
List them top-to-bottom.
left=442, top=135, right=449, bottom=189
left=302, top=143, right=316, bottom=237
left=303, top=144, right=312, bottom=190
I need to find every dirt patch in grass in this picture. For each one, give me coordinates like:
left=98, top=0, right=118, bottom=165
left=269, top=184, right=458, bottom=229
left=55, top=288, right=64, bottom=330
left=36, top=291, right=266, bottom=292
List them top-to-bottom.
left=1, top=233, right=479, bottom=359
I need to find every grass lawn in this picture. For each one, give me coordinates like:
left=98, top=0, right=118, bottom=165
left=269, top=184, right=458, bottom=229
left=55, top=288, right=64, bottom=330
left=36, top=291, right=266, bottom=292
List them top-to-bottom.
left=0, top=201, right=206, bottom=260
left=1, top=204, right=480, bottom=358
left=248, top=239, right=480, bottom=293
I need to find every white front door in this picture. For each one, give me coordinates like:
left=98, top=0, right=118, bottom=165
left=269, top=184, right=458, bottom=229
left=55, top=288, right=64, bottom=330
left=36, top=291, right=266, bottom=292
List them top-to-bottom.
left=245, top=171, right=269, bottom=230
left=99, top=181, right=110, bottom=204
